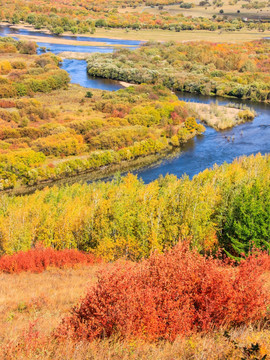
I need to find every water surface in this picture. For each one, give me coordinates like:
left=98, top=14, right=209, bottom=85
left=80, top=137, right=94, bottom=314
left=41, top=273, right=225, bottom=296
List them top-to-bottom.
left=132, top=93, right=270, bottom=182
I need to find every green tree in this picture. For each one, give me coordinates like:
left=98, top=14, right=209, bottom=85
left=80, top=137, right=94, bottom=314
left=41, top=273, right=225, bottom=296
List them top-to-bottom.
left=52, top=26, right=64, bottom=35
left=220, top=181, right=270, bottom=258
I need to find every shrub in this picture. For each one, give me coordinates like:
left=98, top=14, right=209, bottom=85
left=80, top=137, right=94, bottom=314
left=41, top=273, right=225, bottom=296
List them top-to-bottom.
left=18, top=41, right=37, bottom=55
left=0, top=60, right=12, bottom=75
left=11, top=61, right=27, bottom=70
left=85, top=91, right=93, bottom=98
left=0, top=99, right=16, bottom=108
left=238, top=109, right=255, bottom=121
left=32, top=133, right=86, bottom=156
left=56, top=243, right=269, bottom=342
left=0, top=246, right=100, bottom=274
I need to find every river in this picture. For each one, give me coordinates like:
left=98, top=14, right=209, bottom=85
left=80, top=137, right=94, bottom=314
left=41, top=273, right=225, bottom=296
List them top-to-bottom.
left=1, top=25, right=269, bottom=183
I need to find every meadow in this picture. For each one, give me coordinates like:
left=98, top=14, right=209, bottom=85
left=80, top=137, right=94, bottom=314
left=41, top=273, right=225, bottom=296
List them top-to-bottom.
left=91, top=27, right=270, bottom=42
left=1, top=242, right=270, bottom=359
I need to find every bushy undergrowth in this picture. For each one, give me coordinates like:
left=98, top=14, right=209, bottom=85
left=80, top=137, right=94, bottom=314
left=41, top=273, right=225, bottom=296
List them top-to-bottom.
left=0, top=38, right=69, bottom=100
left=87, top=40, right=270, bottom=102
left=0, top=83, right=203, bottom=190
left=0, top=153, right=269, bottom=259
left=56, top=243, right=270, bottom=342
left=0, top=246, right=100, bottom=273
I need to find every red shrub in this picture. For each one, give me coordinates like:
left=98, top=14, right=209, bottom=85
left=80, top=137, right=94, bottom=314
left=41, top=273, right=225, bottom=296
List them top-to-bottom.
left=0, top=99, right=16, bottom=108
left=56, top=243, right=269, bottom=342
left=0, top=247, right=100, bottom=274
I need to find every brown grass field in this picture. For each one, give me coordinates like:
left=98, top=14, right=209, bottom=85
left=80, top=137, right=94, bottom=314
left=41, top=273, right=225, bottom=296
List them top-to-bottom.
left=119, top=0, right=270, bottom=20
left=93, top=28, right=270, bottom=43
left=1, top=265, right=270, bottom=359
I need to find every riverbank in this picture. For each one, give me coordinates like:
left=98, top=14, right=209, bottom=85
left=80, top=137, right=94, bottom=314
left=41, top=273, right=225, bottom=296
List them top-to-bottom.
left=3, top=22, right=270, bottom=43
left=7, top=33, right=130, bottom=48
left=2, top=146, right=179, bottom=196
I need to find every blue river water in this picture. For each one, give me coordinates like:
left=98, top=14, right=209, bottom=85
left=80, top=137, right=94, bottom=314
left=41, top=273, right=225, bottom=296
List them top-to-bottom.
left=0, top=24, right=269, bottom=183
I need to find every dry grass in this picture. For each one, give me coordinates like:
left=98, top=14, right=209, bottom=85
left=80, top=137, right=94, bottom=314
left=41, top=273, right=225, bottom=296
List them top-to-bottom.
left=119, top=0, right=270, bottom=20
left=5, top=23, right=270, bottom=43
left=93, top=28, right=270, bottom=43
left=0, top=52, right=39, bottom=66
left=34, top=83, right=102, bottom=113
left=33, top=84, right=107, bottom=134
left=193, top=102, right=244, bottom=130
left=1, top=265, right=270, bottom=359
left=0, top=266, right=99, bottom=344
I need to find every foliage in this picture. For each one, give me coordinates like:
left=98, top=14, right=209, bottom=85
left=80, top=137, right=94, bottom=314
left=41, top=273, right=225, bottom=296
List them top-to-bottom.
left=1, top=0, right=269, bottom=35
left=0, top=39, right=69, bottom=99
left=87, top=40, right=270, bottom=102
left=0, top=84, right=202, bottom=189
left=33, top=132, right=86, bottom=156
left=0, top=153, right=268, bottom=259
left=220, top=180, right=270, bottom=258
left=56, top=242, right=269, bottom=341
left=0, top=246, right=99, bottom=273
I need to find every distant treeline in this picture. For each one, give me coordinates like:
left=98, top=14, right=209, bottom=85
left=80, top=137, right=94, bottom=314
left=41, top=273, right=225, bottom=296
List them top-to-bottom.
left=1, top=0, right=270, bottom=35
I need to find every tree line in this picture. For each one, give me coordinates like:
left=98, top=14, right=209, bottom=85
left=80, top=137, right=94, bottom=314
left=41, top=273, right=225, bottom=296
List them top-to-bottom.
left=0, top=153, right=269, bottom=260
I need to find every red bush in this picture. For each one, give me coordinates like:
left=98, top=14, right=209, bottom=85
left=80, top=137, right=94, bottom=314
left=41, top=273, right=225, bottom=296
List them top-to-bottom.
left=0, top=99, right=16, bottom=108
left=56, top=243, right=269, bottom=342
left=0, top=247, right=100, bottom=274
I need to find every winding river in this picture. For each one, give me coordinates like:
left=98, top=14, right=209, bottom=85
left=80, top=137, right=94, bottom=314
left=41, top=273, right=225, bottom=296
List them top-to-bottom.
left=1, top=25, right=269, bottom=183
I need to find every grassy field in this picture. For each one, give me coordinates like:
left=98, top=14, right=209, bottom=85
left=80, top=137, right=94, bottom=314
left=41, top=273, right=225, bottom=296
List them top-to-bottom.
left=119, top=0, right=270, bottom=20
left=6, top=23, right=270, bottom=43
left=92, top=28, right=270, bottom=43
left=1, top=264, right=270, bottom=359
left=0, top=266, right=99, bottom=351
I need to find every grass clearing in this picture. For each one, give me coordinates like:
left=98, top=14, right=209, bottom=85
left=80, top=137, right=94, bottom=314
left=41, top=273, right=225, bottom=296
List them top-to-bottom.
left=6, top=23, right=270, bottom=43
left=93, top=28, right=270, bottom=43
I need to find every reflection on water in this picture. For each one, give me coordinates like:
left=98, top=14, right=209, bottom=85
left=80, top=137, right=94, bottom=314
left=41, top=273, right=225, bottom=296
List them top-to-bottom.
left=36, top=43, right=117, bottom=54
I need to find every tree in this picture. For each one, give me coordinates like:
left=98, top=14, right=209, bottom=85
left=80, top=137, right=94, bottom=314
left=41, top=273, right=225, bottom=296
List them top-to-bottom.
left=52, top=27, right=64, bottom=35
left=85, top=91, right=93, bottom=98
left=220, top=181, right=270, bottom=258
